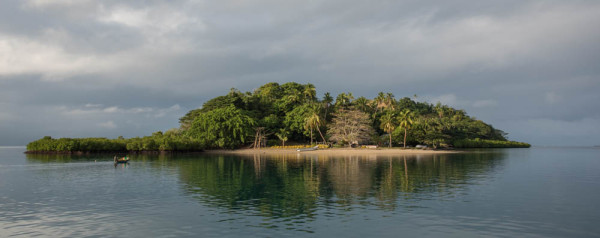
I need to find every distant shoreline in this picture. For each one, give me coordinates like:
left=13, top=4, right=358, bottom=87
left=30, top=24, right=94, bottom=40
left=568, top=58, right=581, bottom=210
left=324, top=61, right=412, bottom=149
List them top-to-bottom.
left=23, top=148, right=458, bottom=155
left=204, top=148, right=460, bottom=156
left=24, top=150, right=204, bottom=154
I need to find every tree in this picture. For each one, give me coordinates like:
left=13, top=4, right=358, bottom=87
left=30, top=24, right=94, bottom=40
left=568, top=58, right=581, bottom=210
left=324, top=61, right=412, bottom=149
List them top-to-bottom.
left=303, top=83, right=317, bottom=103
left=322, top=92, right=334, bottom=121
left=335, top=92, right=354, bottom=108
left=374, top=92, right=386, bottom=113
left=386, top=93, right=396, bottom=110
left=353, top=96, right=372, bottom=113
left=434, top=102, right=445, bottom=119
left=283, top=103, right=312, bottom=141
left=304, top=103, right=327, bottom=144
left=186, top=105, right=256, bottom=149
left=327, top=108, right=375, bottom=147
left=398, top=109, right=414, bottom=148
left=380, top=111, right=397, bottom=148
left=412, top=117, right=448, bottom=148
left=275, top=129, right=289, bottom=146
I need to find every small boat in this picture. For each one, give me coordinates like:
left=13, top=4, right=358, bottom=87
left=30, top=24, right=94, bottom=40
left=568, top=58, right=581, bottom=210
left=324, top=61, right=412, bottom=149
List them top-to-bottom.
left=297, top=146, right=318, bottom=152
left=114, top=156, right=129, bottom=163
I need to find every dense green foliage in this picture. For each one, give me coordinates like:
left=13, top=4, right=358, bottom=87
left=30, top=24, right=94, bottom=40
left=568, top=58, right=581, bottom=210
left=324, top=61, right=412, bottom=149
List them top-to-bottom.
left=27, top=82, right=528, bottom=152
left=177, top=82, right=526, bottom=148
left=185, top=105, right=256, bottom=149
left=27, top=130, right=202, bottom=152
left=27, top=136, right=127, bottom=152
left=453, top=139, right=530, bottom=148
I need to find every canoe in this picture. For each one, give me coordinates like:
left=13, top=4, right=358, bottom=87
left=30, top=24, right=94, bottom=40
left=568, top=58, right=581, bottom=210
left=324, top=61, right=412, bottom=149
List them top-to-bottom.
left=297, top=146, right=318, bottom=152
left=114, top=157, right=129, bottom=163
left=115, top=159, right=129, bottom=163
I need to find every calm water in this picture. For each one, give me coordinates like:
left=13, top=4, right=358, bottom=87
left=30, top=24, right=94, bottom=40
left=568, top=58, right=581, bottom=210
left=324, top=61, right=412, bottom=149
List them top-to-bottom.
left=1, top=147, right=599, bottom=237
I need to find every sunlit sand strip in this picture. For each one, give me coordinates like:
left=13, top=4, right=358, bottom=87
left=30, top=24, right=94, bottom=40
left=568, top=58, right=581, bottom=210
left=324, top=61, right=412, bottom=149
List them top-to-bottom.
left=205, top=148, right=459, bottom=156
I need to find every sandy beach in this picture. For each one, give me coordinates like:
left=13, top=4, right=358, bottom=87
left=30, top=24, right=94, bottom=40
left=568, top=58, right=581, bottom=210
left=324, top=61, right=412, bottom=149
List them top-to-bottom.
left=204, top=148, right=459, bottom=156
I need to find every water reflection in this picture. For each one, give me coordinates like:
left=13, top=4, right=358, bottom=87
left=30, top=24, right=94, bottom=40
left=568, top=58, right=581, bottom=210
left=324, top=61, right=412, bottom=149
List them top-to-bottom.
left=12, top=148, right=600, bottom=237
left=23, top=151, right=507, bottom=233
left=174, top=152, right=506, bottom=221
left=26, top=153, right=114, bottom=163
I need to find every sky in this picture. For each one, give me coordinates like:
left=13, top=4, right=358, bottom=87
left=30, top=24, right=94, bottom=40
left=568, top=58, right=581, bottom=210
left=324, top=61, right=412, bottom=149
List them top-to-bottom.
left=1, top=0, right=599, bottom=146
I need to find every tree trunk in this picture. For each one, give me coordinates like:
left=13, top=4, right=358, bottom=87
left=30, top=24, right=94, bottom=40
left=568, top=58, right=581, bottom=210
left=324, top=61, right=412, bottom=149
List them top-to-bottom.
left=317, top=126, right=327, bottom=144
left=403, top=128, right=407, bottom=148
left=253, top=129, right=259, bottom=149
left=310, top=129, right=313, bottom=145
left=389, top=133, right=392, bottom=148
left=257, top=134, right=261, bottom=149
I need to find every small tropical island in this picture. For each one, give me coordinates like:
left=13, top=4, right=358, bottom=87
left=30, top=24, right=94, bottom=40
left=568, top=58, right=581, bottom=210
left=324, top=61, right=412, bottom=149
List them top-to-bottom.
left=26, top=82, right=529, bottom=154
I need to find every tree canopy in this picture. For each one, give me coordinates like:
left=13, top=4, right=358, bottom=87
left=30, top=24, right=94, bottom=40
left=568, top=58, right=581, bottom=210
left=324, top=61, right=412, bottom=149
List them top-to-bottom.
left=27, top=82, right=529, bottom=152
left=176, top=82, right=526, bottom=149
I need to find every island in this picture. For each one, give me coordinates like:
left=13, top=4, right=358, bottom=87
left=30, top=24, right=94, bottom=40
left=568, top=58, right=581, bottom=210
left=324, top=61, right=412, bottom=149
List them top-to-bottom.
left=26, top=82, right=529, bottom=154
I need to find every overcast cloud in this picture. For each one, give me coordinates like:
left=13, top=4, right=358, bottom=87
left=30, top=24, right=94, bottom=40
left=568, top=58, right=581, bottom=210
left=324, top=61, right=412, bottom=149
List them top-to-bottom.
left=1, top=0, right=599, bottom=146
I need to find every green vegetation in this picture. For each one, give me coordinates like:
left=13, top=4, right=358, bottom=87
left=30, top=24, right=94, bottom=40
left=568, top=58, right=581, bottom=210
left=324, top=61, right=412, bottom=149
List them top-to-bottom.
left=27, top=82, right=529, bottom=152
left=177, top=82, right=526, bottom=149
left=185, top=105, right=255, bottom=149
left=27, top=130, right=202, bottom=153
left=27, top=136, right=127, bottom=152
left=453, top=139, right=531, bottom=148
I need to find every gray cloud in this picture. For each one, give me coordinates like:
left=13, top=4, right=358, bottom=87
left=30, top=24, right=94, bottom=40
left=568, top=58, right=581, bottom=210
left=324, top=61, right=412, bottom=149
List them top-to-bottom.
left=1, top=0, right=599, bottom=146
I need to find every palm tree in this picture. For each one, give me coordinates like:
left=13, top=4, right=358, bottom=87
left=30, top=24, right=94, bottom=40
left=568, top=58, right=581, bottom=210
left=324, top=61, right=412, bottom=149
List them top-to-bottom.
left=303, top=84, right=316, bottom=102
left=284, top=89, right=302, bottom=110
left=323, top=92, right=334, bottom=121
left=335, top=92, right=354, bottom=108
left=375, top=92, right=386, bottom=113
left=386, top=92, right=396, bottom=110
left=353, top=97, right=371, bottom=113
left=434, top=102, right=444, bottom=119
left=305, top=104, right=327, bottom=144
left=398, top=109, right=414, bottom=148
left=380, top=111, right=397, bottom=148
left=275, top=129, right=289, bottom=146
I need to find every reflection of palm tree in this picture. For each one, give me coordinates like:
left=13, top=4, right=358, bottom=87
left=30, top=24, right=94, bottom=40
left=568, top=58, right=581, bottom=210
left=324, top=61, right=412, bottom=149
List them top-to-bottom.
left=398, top=109, right=414, bottom=148
left=173, top=151, right=506, bottom=219
left=403, top=156, right=408, bottom=180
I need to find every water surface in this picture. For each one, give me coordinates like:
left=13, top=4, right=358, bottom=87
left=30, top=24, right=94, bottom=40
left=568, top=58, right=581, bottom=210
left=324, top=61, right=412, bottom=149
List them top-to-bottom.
left=1, top=147, right=599, bottom=237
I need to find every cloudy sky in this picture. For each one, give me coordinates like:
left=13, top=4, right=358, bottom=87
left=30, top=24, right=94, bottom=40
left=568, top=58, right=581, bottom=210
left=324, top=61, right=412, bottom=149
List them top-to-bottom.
left=1, top=0, right=599, bottom=146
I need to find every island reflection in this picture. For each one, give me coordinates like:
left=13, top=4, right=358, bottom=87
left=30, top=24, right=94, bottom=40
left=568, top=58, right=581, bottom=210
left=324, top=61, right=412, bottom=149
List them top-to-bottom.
left=25, top=151, right=507, bottom=232
left=173, top=152, right=506, bottom=219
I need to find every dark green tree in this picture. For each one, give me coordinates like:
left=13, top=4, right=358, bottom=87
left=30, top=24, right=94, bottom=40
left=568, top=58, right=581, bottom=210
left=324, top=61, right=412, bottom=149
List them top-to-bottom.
left=187, top=105, right=256, bottom=149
